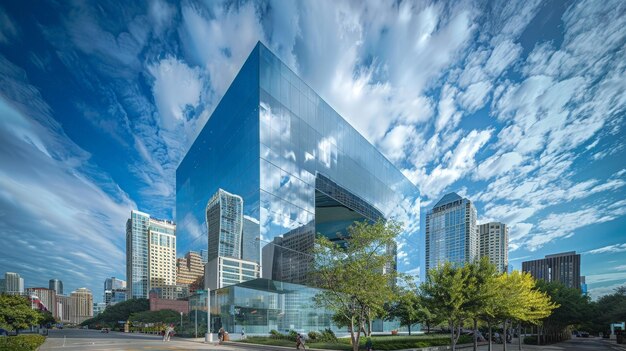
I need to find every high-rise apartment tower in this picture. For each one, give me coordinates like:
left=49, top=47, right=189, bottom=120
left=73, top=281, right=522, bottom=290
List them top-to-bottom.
left=425, top=193, right=478, bottom=272
left=126, top=210, right=176, bottom=299
left=478, top=222, right=509, bottom=273
left=49, top=279, right=63, bottom=295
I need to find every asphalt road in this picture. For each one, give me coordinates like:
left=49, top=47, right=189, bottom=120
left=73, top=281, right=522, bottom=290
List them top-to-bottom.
left=39, top=329, right=234, bottom=351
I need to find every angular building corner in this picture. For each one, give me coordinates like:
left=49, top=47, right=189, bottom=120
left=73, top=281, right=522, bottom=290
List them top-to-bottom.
left=177, top=41, right=421, bottom=333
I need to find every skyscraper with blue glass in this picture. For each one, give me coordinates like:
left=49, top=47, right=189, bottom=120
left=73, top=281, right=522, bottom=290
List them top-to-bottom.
left=176, top=42, right=420, bottom=285
left=425, top=192, right=478, bottom=272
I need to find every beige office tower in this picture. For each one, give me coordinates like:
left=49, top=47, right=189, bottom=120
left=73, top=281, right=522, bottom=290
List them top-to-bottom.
left=148, top=219, right=177, bottom=292
left=478, top=222, right=509, bottom=273
left=176, top=251, right=204, bottom=292
left=70, top=288, right=93, bottom=324
left=56, top=295, right=72, bottom=323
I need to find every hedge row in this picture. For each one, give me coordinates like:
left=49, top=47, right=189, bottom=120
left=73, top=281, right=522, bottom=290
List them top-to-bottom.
left=0, top=335, right=46, bottom=351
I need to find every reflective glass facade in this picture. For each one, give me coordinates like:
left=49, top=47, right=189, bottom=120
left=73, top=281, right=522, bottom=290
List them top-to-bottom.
left=176, top=42, right=420, bottom=285
left=206, top=189, right=244, bottom=262
left=425, top=193, right=477, bottom=272
left=127, top=211, right=150, bottom=299
left=189, top=279, right=404, bottom=335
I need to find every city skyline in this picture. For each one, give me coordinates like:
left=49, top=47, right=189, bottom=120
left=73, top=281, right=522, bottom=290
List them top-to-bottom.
left=0, top=1, right=624, bottom=300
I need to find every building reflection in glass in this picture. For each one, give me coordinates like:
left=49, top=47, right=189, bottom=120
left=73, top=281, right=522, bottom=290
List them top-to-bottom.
left=177, top=42, right=421, bottom=333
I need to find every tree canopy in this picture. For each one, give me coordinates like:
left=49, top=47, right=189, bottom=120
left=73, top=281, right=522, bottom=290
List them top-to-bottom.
left=313, top=219, right=401, bottom=351
left=387, top=283, right=421, bottom=335
left=0, top=294, right=42, bottom=332
left=81, top=298, right=149, bottom=328
left=129, top=309, right=181, bottom=324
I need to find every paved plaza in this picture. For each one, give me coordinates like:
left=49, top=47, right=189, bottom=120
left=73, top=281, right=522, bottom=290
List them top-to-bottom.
left=39, top=329, right=625, bottom=351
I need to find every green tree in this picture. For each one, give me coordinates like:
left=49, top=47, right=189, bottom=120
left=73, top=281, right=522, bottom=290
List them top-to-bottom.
left=313, top=219, right=401, bottom=351
left=464, top=258, right=498, bottom=351
left=421, top=262, right=471, bottom=351
left=495, top=271, right=557, bottom=351
left=536, top=281, right=592, bottom=344
left=387, top=284, right=420, bottom=335
left=585, top=285, right=626, bottom=335
left=415, top=294, right=442, bottom=334
left=0, top=295, right=42, bottom=333
left=81, top=298, right=149, bottom=328
left=129, top=309, right=180, bottom=324
left=38, top=310, right=57, bottom=326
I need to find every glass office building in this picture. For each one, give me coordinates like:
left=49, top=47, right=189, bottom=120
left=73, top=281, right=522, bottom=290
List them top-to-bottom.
left=177, top=42, right=420, bottom=288
left=425, top=192, right=478, bottom=272
left=188, top=279, right=403, bottom=335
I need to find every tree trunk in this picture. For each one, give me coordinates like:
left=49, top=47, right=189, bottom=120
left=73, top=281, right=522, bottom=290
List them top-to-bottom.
left=473, top=318, right=478, bottom=351
left=349, top=319, right=357, bottom=351
left=502, top=320, right=507, bottom=351
left=450, top=321, right=456, bottom=351
left=488, top=321, right=492, bottom=351
left=408, top=322, right=411, bottom=336
left=427, top=322, right=430, bottom=334
left=518, top=322, right=522, bottom=350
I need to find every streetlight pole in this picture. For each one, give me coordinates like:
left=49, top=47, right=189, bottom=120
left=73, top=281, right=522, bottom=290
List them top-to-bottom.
left=205, top=289, right=212, bottom=343
left=195, top=308, right=198, bottom=339
left=180, top=311, right=183, bottom=336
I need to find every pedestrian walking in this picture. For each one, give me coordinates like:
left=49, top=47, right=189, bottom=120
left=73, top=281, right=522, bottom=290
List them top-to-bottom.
left=165, top=324, right=174, bottom=341
left=218, top=327, right=225, bottom=344
left=241, top=327, right=246, bottom=340
left=296, top=332, right=306, bottom=350
left=365, top=336, right=373, bottom=351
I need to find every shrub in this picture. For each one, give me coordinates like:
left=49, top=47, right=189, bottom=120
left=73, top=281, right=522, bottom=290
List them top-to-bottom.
left=319, top=328, right=338, bottom=343
left=269, top=330, right=282, bottom=339
left=288, top=330, right=298, bottom=341
left=308, top=331, right=320, bottom=341
left=0, top=334, right=46, bottom=351
left=524, top=336, right=537, bottom=344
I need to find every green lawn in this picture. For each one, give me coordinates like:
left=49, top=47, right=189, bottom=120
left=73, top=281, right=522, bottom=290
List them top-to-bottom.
left=239, top=334, right=471, bottom=350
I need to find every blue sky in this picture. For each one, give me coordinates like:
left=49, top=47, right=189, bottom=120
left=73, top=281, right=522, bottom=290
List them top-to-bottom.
left=0, top=0, right=624, bottom=301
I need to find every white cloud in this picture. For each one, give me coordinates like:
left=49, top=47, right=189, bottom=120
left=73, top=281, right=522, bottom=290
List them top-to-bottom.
left=180, top=2, right=265, bottom=94
left=148, top=56, right=203, bottom=130
left=0, top=58, right=135, bottom=295
left=457, top=80, right=492, bottom=112
left=379, top=124, right=418, bottom=162
left=407, top=129, right=492, bottom=198
left=474, top=151, right=524, bottom=180
left=584, top=243, right=626, bottom=255
left=585, top=272, right=626, bottom=285
left=588, top=282, right=626, bottom=300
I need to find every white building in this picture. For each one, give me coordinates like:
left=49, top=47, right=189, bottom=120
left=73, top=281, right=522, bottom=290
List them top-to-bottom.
left=204, top=189, right=259, bottom=290
left=478, top=222, right=509, bottom=273
left=205, top=256, right=260, bottom=290
left=3, top=272, right=24, bottom=295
